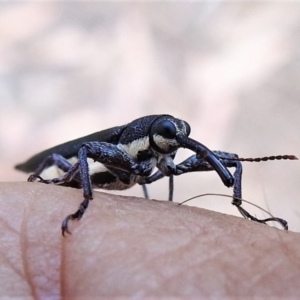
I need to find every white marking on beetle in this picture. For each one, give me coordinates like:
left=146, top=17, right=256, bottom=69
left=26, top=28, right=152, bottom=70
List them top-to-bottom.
left=173, top=120, right=187, bottom=136
left=180, top=120, right=189, bottom=135
left=153, top=134, right=179, bottom=151
left=118, top=136, right=150, bottom=159
left=157, top=155, right=176, bottom=176
left=39, top=156, right=78, bottom=178
left=40, top=156, right=108, bottom=178
left=87, top=159, right=108, bottom=175
left=99, top=176, right=136, bottom=190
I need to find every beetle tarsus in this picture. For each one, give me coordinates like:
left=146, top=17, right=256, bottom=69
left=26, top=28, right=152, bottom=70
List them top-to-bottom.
left=28, top=174, right=52, bottom=184
left=28, top=174, right=42, bottom=182
left=62, top=198, right=90, bottom=236
left=234, top=204, right=288, bottom=230
left=61, top=215, right=73, bottom=236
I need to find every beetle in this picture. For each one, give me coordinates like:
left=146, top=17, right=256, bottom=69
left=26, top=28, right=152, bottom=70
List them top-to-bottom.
left=15, top=114, right=297, bottom=235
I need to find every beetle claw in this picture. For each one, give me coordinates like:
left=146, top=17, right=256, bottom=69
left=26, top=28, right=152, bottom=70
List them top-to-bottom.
left=28, top=174, right=51, bottom=184
left=61, top=198, right=90, bottom=236
left=61, top=215, right=73, bottom=236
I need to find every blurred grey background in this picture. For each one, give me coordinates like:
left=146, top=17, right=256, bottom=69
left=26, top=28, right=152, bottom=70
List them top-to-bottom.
left=1, top=2, right=299, bottom=230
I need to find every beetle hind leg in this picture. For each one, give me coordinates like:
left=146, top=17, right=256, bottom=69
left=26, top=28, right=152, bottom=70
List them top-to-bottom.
left=28, top=153, right=74, bottom=180
left=27, top=154, right=83, bottom=188
left=28, top=174, right=51, bottom=183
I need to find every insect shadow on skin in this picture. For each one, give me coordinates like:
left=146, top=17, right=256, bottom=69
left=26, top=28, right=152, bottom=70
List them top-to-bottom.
left=15, top=114, right=297, bottom=236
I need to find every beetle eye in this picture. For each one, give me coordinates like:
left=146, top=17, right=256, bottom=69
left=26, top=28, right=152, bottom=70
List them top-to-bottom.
left=157, top=120, right=176, bottom=139
left=184, top=121, right=191, bottom=136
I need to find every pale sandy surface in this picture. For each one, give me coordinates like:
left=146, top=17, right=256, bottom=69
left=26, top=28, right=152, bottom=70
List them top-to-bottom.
left=0, top=3, right=300, bottom=229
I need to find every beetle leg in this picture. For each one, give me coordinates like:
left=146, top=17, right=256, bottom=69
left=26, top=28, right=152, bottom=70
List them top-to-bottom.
left=176, top=136, right=234, bottom=188
left=59, top=142, right=150, bottom=235
left=175, top=151, right=287, bottom=228
left=175, top=151, right=241, bottom=197
left=27, top=153, right=82, bottom=188
left=29, top=153, right=73, bottom=178
left=175, top=153, right=243, bottom=206
left=137, top=155, right=176, bottom=201
left=153, top=156, right=176, bottom=201
left=137, top=171, right=174, bottom=201
left=168, top=175, right=174, bottom=201
left=142, top=184, right=149, bottom=199
left=61, top=198, right=90, bottom=235
left=235, top=205, right=288, bottom=229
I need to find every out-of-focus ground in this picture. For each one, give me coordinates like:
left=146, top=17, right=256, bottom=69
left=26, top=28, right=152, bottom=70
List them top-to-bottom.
left=0, top=3, right=299, bottom=230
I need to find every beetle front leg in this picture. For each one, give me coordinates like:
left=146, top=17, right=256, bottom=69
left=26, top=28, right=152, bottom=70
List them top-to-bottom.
left=176, top=136, right=234, bottom=188
left=58, top=142, right=146, bottom=235
left=175, top=151, right=241, bottom=197
left=176, top=152, right=288, bottom=229
left=176, top=152, right=245, bottom=212
left=38, top=160, right=87, bottom=235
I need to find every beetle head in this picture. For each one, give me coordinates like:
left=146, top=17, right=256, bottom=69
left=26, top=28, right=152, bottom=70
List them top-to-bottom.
left=149, top=116, right=191, bottom=154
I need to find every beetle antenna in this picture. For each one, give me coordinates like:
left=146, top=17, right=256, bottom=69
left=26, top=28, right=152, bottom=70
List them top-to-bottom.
left=218, top=155, right=298, bottom=162
left=178, top=193, right=288, bottom=230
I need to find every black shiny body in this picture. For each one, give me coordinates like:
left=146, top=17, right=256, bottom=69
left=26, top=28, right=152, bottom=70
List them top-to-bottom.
left=16, top=115, right=233, bottom=192
left=16, top=126, right=126, bottom=173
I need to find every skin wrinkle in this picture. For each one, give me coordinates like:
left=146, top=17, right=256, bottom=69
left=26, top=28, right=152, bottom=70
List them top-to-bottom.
left=20, top=186, right=61, bottom=299
left=0, top=192, right=33, bottom=296
left=111, top=194, right=283, bottom=292
left=75, top=195, right=296, bottom=295
left=107, top=196, right=166, bottom=228
left=129, top=197, right=204, bottom=237
left=77, top=199, right=204, bottom=295
left=95, top=203, right=228, bottom=296
left=173, top=205, right=212, bottom=236
left=19, top=206, right=37, bottom=300
left=0, top=215, right=20, bottom=235
left=161, top=216, right=291, bottom=296
left=153, top=217, right=224, bottom=270
left=0, top=221, right=26, bottom=281
left=250, top=222, right=300, bottom=282
left=99, top=224, right=173, bottom=269
left=134, top=231, right=193, bottom=272
left=221, top=234, right=274, bottom=286
left=60, top=235, right=67, bottom=299
left=140, top=239, right=221, bottom=295
left=220, top=241, right=291, bottom=296
left=148, top=247, right=238, bottom=297
left=200, top=251, right=250, bottom=297
left=257, top=252, right=299, bottom=293
left=0, top=253, right=24, bottom=282
left=250, top=257, right=283, bottom=288
left=118, top=258, right=160, bottom=291
left=159, top=263, right=212, bottom=296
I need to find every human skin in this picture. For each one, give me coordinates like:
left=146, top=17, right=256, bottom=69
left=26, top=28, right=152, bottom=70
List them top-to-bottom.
left=0, top=182, right=300, bottom=299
